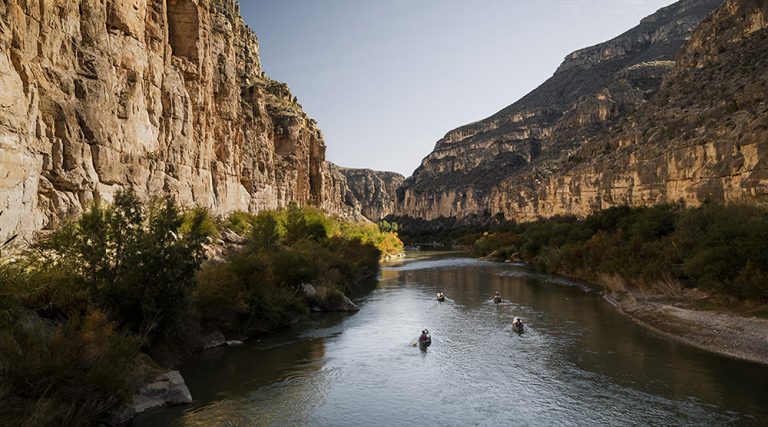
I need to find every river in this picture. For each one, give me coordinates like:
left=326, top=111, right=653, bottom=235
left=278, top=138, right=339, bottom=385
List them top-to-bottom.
left=135, top=253, right=768, bottom=426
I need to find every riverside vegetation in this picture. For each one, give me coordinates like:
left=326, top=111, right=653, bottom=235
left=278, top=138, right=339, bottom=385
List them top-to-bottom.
left=0, top=190, right=402, bottom=426
left=406, top=203, right=768, bottom=305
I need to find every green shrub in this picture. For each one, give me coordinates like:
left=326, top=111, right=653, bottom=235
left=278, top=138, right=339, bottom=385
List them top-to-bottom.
left=34, top=190, right=212, bottom=340
left=0, top=192, right=216, bottom=424
left=284, top=203, right=331, bottom=244
left=464, top=203, right=768, bottom=302
left=194, top=205, right=394, bottom=334
left=251, top=210, right=283, bottom=250
left=225, top=211, right=256, bottom=236
left=193, top=250, right=307, bottom=335
left=0, top=308, right=147, bottom=426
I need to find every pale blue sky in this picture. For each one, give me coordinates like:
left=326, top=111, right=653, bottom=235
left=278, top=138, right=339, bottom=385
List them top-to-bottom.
left=241, top=0, right=677, bottom=176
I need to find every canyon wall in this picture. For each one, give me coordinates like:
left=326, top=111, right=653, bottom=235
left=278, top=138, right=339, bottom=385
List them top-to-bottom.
left=0, top=0, right=366, bottom=242
left=395, top=0, right=768, bottom=224
left=502, top=0, right=768, bottom=221
left=338, top=168, right=404, bottom=222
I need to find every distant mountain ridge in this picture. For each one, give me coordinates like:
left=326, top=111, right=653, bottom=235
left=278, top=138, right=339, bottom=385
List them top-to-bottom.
left=395, top=0, right=765, bottom=224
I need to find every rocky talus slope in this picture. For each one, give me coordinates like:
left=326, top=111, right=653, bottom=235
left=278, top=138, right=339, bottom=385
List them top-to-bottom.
left=0, top=0, right=373, bottom=242
left=395, top=0, right=763, bottom=223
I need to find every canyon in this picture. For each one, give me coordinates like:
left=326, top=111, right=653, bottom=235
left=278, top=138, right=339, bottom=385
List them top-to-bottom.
left=2, top=0, right=766, bottom=242
left=395, top=0, right=768, bottom=225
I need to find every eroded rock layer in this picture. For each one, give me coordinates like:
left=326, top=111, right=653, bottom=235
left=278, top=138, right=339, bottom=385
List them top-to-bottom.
left=0, top=0, right=363, bottom=241
left=395, top=0, right=768, bottom=224
left=338, top=168, right=404, bottom=222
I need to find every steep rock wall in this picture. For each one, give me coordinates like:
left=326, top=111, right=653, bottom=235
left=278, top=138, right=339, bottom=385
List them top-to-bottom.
left=0, top=0, right=363, bottom=241
left=395, top=0, right=734, bottom=223
left=496, top=0, right=768, bottom=220
left=338, top=168, right=404, bottom=222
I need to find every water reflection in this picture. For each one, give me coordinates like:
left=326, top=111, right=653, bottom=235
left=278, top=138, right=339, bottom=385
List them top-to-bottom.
left=137, top=253, right=768, bottom=426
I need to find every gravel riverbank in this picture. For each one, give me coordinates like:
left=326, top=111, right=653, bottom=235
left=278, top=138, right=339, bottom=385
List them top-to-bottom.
left=605, top=292, right=768, bottom=366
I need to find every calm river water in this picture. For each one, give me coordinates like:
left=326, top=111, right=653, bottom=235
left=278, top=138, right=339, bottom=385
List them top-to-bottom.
left=136, top=253, right=768, bottom=426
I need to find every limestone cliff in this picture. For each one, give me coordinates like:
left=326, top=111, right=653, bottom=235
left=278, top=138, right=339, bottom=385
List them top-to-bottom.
left=0, top=0, right=365, bottom=242
left=395, top=0, right=747, bottom=223
left=513, top=0, right=768, bottom=220
left=338, top=168, right=404, bottom=222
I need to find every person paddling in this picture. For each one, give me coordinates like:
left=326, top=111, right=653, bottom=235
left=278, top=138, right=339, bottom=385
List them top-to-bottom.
left=512, top=317, right=524, bottom=333
left=418, top=329, right=432, bottom=349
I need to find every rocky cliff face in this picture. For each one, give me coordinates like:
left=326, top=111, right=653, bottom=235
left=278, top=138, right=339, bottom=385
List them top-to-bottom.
left=0, top=0, right=366, bottom=241
left=395, top=0, right=751, bottom=223
left=513, top=0, right=768, bottom=220
left=338, top=168, right=404, bottom=222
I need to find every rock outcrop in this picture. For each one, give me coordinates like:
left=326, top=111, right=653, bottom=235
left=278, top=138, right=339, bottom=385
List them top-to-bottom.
left=0, top=0, right=369, bottom=242
left=395, top=0, right=766, bottom=224
left=512, top=0, right=768, bottom=220
left=338, top=168, right=404, bottom=221
left=301, top=283, right=360, bottom=312
left=110, top=370, right=192, bottom=425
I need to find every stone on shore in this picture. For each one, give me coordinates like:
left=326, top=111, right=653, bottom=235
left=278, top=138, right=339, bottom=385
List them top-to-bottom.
left=301, top=283, right=360, bottom=312
left=199, top=330, right=226, bottom=350
left=110, top=370, right=192, bottom=425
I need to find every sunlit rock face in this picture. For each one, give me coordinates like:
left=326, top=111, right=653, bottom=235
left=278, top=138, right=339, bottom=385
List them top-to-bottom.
left=0, top=0, right=368, bottom=241
left=395, top=0, right=768, bottom=225
left=338, top=168, right=404, bottom=222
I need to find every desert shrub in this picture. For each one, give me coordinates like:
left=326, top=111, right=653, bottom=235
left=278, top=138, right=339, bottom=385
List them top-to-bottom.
left=32, top=190, right=212, bottom=340
left=0, top=191, right=215, bottom=424
left=284, top=203, right=331, bottom=244
left=464, top=203, right=768, bottom=302
left=676, top=204, right=768, bottom=299
left=194, top=206, right=395, bottom=334
left=181, top=207, right=219, bottom=239
left=251, top=210, right=283, bottom=250
left=225, top=211, right=256, bottom=236
left=377, top=220, right=399, bottom=233
left=340, top=221, right=403, bottom=258
left=472, top=232, right=524, bottom=257
left=193, top=251, right=307, bottom=335
left=318, top=287, right=346, bottom=308
left=0, top=308, right=147, bottom=426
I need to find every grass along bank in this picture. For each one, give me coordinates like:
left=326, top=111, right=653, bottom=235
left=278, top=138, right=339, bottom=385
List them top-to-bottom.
left=0, top=192, right=402, bottom=426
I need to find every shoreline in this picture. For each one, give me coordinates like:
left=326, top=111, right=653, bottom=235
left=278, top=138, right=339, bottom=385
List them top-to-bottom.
left=487, top=257, right=768, bottom=367
left=602, top=292, right=768, bottom=367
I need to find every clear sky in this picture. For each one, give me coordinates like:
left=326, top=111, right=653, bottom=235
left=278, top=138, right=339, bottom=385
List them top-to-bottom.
left=240, top=0, right=677, bottom=176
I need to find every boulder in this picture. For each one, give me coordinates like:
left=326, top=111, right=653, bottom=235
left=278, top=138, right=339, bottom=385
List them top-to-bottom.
left=220, top=228, right=246, bottom=245
left=301, top=283, right=360, bottom=312
left=301, top=283, right=318, bottom=299
left=198, top=330, right=226, bottom=350
left=110, top=370, right=192, bottom=425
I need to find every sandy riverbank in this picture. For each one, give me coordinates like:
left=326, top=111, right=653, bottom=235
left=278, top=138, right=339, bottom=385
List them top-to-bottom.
left=604, top=291, right=768, bottom=366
